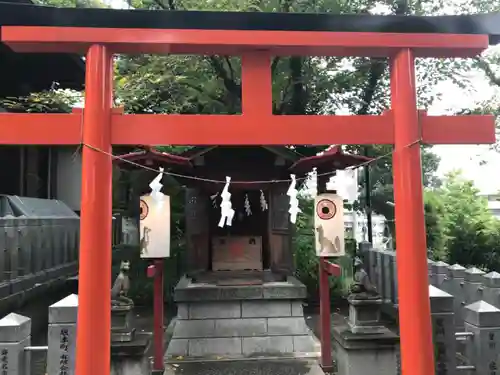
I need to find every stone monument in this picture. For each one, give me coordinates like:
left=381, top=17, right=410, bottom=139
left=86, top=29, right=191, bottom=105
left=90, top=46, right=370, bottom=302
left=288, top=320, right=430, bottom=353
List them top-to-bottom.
left=333, top=255, right=400, bottom=375
left=347, top=256, right=386, bottom=334
left=110, top=261, right=152, bottom=375
left=111, top=261, right=135, bottom=342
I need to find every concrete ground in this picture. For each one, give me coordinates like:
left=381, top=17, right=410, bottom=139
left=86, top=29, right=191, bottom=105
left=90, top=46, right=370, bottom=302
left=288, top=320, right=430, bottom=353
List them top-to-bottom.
left=163, top=359, right=329, bottom=375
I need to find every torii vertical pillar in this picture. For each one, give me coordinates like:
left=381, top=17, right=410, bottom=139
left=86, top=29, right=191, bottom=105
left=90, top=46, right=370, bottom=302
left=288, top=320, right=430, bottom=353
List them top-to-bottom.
left=76, top=44, right=114, bottom=375
left=391, top=48, right=435, bottom=375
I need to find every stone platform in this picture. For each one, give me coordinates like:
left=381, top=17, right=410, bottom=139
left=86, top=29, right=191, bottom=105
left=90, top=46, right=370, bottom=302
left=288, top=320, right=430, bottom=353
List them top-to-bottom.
left=166, top=274, right=319, bottom=359
left=163, top=359, right=327, bottom=375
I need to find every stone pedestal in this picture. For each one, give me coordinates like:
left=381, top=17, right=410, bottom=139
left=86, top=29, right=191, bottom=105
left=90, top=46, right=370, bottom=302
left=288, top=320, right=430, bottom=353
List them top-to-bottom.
left=166, top=274, right=319, bottom=359
left=333, top=294, right=399, bottom=375
left=347, top=295, right=386, bottom=334
left=111, top=304, right=136, bottom=343
left=333, top=322, right=400, bottom=375
left=111, top=332, right=151, bottom=375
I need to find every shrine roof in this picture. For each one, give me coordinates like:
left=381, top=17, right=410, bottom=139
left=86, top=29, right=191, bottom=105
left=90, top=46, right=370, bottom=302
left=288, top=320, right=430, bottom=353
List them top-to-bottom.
left=0, top=3, right=498, bottom=45
left=114, top=145, right=370, bottom=175
left=179, top=146, right=302, bottom=162
left=289, top=146, right=371, bottom=174
left=113, top=147, right=193, bottom=170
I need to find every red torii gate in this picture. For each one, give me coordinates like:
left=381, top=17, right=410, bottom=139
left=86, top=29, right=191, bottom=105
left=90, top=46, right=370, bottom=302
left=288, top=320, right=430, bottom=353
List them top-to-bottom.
left=0, top=15, right=495, bottom=375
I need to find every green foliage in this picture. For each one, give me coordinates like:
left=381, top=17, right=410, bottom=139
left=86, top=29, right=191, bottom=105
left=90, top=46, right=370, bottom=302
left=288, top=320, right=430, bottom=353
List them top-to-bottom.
left=0, top=90, right=81, bottom=113
left=435, top=171, right=500, bottom=269
left=423, top=190, right=446, bottom=260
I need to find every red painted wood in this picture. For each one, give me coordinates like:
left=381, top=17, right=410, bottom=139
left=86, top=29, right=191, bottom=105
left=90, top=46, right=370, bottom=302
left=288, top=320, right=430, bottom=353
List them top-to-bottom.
left=2, top=26, right=488, bottom=57
left=75, top=44, right=113, bottom=375
left=391, top=49, right=435, bottom=375
left=0, top=112, right=493, bottom=145
left=319, top=258, right=333, bottom=371
left=153, top=259, right=165, bottom=371
left=323, top=260, right=341, bottom=277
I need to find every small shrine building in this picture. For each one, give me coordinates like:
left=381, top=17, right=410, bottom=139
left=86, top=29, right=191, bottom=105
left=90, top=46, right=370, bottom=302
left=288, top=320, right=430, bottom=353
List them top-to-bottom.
left=116, top=145, right=368, bottom=358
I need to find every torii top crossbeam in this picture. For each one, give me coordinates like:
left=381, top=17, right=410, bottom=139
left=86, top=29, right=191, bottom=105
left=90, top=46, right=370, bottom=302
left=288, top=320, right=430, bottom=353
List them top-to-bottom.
left=0, top=4, right=496, bottom=375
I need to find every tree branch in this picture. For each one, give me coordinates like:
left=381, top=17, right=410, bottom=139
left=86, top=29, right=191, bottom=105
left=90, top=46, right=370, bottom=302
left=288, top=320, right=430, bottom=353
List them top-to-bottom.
left=152, top=0, right=166, bottom=9
left=207, top=56, right=241, bottom=99
left=288, top=56, right=306, bottom=114
left=224, top=57, right=235, bottom=81
left=271, top=57, right=280, bottom=74
left=475, top=57, right=500, bottom=87
left=356, top=58, right=386, bottom=115
left=181, top=81, right=227, bottom=106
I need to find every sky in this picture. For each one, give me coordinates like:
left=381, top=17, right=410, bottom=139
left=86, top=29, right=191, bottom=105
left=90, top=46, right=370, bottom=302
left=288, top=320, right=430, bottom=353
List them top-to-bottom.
left=429, top=70, right=500, bottom=194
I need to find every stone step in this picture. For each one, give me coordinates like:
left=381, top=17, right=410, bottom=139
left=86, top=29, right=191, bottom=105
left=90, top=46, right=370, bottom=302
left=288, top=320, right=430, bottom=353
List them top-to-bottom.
left=178, top=300, right=304, bottom=320
left=172, top=317, right=312, bottom=339
left=166, top=335, right=319, bottom=357
left=163, top=359, right=325, bottom=375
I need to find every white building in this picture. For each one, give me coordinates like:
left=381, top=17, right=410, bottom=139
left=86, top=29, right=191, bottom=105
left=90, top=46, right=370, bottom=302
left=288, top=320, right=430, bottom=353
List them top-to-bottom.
left=479, top=192, right=500, bottom=220
left=344, top=210, right=390, bottom=249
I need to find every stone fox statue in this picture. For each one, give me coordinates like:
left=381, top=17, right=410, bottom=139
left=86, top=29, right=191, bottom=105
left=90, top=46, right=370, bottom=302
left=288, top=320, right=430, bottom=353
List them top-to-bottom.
left=351, top=256, right=378, bottom=297
left=111, top=261, right=133, bottom=306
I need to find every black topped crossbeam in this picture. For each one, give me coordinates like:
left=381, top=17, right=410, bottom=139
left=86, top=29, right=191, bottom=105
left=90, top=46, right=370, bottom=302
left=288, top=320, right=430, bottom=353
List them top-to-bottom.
left=0, top=3, right=500, bottom=44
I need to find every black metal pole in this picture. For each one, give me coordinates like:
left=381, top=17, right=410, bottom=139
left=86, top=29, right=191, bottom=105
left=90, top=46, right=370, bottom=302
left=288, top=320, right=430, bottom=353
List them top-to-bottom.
left=364, top=147, right=373, bottom=243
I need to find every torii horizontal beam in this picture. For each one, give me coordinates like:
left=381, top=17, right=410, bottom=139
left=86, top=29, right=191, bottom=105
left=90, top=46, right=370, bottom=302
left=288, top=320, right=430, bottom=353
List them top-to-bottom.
left=2, top=26, right=488, bottom=57
left=0, top=111, right=494, bottom=145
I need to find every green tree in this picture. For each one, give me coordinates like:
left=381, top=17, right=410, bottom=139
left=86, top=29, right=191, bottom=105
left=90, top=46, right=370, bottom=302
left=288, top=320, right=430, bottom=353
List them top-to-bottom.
left=437, top=171, right=500, bottom=268
left=423, top=190, right=446, bottom=260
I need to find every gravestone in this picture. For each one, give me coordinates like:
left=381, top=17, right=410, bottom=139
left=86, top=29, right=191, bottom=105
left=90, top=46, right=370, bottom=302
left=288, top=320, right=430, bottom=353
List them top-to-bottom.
left=428, top=259, right=435, bottom=285
left=431, top=261, right=448, bottom=289
left=446, top=264, right=467, bottom=327
left=464, top=267, right=485, bottom=305
left=483, top=271, right=500, bottom=308
left=429, top=285, right=456, bottom=375
left=47, top=294, right=78, bottom=375
left=463, top=300, right=500, bottom=375
left=0, top=313, right=31, bottom=375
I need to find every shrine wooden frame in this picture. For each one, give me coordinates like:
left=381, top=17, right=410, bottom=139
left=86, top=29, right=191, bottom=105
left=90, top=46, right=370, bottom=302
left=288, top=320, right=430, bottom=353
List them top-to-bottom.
left=0, top=23, right=495, bottom=375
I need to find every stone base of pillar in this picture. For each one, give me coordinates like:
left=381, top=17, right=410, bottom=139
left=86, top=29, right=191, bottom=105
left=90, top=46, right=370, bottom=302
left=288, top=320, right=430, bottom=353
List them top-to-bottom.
left=111, top=304, right=136, bottom=343
left=333, top=314, right=400, bottom=375
left=111, top=332, right=151, bottom=375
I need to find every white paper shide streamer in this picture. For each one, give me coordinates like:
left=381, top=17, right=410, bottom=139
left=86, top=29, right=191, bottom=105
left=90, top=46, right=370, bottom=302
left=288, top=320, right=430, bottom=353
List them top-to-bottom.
left=149, top=167, right=165, bottom=207
left=287, top=174, right=301, bottom=224
left=218, top=176, right=235, bottom=227
left=260, top=190, right=268, bottom=211
left=244, top=193, right=252, bottom=216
